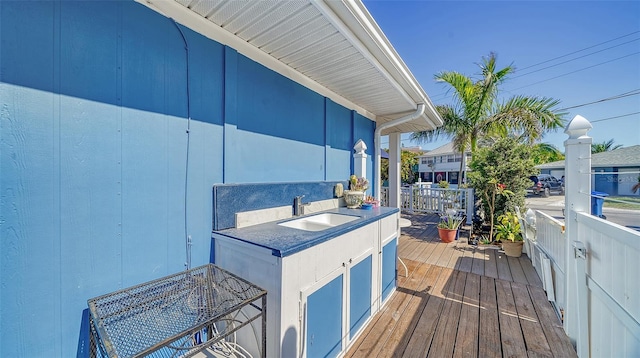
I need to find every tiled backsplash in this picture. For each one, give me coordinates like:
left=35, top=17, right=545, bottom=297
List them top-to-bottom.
left=212, top=181, right=346, bottom=230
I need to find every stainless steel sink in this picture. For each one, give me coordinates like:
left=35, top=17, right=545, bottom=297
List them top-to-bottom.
left=278, top=213, right=359, bottom=232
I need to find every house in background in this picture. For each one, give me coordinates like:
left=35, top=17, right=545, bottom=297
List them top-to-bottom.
left=0, top=0, right=442, bottom=356
left=417, top=142, right=471, bottom=184
left=537, top=145, right=640, bottom=195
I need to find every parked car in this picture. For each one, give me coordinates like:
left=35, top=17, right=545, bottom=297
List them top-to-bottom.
left=528, top=174, right=564, bottom=197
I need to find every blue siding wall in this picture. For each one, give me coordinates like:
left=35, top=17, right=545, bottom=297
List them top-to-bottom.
left=0, top=1, right=376, bottom=356
left=326, top=99, right=354, bottom=181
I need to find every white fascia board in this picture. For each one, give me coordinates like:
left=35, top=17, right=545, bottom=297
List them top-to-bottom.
left=136, top=0, right=377, bottom=121
left=324, top=0, right=442, bottom=129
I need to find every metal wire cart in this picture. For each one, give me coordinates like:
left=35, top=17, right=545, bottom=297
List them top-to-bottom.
left=88, top=264, right=267, bottom=358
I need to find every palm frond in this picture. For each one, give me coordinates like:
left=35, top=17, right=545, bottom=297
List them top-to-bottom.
left=491, top=95, right=566, bottom=142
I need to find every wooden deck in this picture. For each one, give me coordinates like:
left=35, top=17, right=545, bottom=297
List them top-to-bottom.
left=346, top=213, right=576, bottom=358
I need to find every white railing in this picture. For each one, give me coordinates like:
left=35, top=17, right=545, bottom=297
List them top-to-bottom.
left=379, top=185, right=473, bottom=224
left=400, top=185, right=473, bottom=223
left=380, top=187, right=388, bottom=207
left=527, top=210, right=567, bottom=319
left=534, top=211, right=566, bottom=272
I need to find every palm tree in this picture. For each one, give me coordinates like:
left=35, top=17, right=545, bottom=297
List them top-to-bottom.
left=411, top=53, right=565, bottom=182
left=591, top=139, right=623, bottom=154
left=531, top=143, right=564, bottom=165
left=400, top=150, right=420, bottom=184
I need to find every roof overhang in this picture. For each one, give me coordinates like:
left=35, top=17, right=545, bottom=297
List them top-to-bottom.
left=136, top=0, right=443, bottom=134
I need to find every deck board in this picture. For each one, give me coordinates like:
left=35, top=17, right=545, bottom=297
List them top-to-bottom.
left=346, top=213, right=575, bottom=358
left=470, top=248, right=486, bottom=276
left=483, top=248, right=499, bottom=279
left=496, top=249, right=513, bottom=281
left=521, top=253, right=544, bottom=287
left=508, top=255, right=529, bottom=285
left=346, top=261, right=432, bottom=357
left=377, top=264, right=443, bottom=358
left=401, top=267, right=453, bottom=357
left=428, top=269, right=466, bottom=357
left=453, top=272, right=480, bottom=358
left=479, top=276, right=502, bottom=358
left=495, top=279, right=528, bottom=357
left=511, top=282, right=553, bottom=357
left=528, top=285, right=577, bottom=358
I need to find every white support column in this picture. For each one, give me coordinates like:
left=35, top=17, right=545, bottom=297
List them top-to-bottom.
left=563, top=115, right=592, bottom=349
left=388, top=133, right=401, bottom=208
left=353, top=139, right=367, bottom=180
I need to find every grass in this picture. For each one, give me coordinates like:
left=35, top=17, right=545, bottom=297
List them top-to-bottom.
left=603, top=196, right=640, bottom=210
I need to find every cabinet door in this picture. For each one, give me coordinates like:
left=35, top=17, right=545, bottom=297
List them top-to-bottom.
left=381, top=237, right=397, bottom=303
left=349, top=254, right=372, bottom=339
left=304, top=271, right=344, bottom=358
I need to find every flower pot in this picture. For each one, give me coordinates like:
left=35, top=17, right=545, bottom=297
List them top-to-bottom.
left=344, top=190, right=365, bottom=209
left=437, top=227, right=457, bottom=243
left=502, top=241, right=524, bottom=257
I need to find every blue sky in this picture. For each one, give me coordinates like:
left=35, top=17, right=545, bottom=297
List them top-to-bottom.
left=365, top=0, right=640, bottom=152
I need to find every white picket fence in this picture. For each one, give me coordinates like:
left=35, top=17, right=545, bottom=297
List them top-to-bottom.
left=382, top=185, right=473, bottom=224
left=523, top=210, right=567, bottom=319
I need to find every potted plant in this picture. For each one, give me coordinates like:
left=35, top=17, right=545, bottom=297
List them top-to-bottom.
left=344, top=175, right=369, bottom=208
left=437, top=209, right=464, bottom=243
left=495, top=212, right=524, bottom=257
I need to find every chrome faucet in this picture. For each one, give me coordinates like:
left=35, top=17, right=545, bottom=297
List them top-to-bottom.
left=294, top=195, right=311, bottom=216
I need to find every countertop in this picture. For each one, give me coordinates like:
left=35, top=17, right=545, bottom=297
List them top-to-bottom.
left=213, top=207, right=399, bottom=257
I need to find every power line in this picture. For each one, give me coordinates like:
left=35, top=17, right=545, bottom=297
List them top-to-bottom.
left=518, top=30, right=640, bottom=71
left=431, top=38, right=640, bottom=103
left=512, top=38, right=640, bottom=79
left=510, top=51, right=640, bottom=91
left=557, top=89, right=640, bottom=110
left=591, top=111, right=640, bottom=123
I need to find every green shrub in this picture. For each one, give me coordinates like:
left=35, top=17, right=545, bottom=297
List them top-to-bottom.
left=468, top=138, right=536, bottom=225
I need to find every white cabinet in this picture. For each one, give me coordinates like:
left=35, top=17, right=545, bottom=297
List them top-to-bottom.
left=212, top=212, right=398, bottom=358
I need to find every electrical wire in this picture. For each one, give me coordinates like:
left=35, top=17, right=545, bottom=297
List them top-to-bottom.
left=171, top=18, right=193, bottom=270
left=517, top=30, right=640, bottom=72
left=430, top=32, right=640, bottom=102
left=512, top=37, right=640, bottom=79
left=509, top=51, right=640, bottom=91
left=557, top=89, right=640, bottom=111
left=590, top=111, right=640, bottom=123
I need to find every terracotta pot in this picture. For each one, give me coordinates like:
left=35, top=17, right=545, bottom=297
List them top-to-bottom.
left=438, top=227, right=457, bottom=243
left=502, top=241, right=524, bottom=257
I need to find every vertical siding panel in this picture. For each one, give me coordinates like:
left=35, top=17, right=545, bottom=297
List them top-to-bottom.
left=0, top=2, right=58, bottom=356
left=58, top=3, right=122, bottom=356
left=120, top=5, right=173, bottom=284
left=184, top=30, right=224, bottom=263
left=229, top=54, right=326, bottom=182
left=325, top=99, right=351, bottom=181
left=187, top=121, right=222, bottom=265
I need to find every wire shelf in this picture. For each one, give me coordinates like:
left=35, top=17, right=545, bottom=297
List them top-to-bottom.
left=88, top=264, right=267, bottom=358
